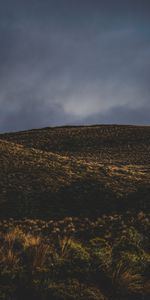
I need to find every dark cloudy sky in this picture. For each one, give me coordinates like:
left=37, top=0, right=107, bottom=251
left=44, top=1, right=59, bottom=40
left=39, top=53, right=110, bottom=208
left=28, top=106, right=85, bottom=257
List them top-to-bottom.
left=0, top=0, right=150, bottom=132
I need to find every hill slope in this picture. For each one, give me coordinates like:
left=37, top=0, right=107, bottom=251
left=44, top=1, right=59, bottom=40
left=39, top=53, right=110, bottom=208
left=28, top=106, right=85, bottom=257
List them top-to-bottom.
left=0, top=125, right=150, bottom=218
left=1, top=125, right=150, bottom=164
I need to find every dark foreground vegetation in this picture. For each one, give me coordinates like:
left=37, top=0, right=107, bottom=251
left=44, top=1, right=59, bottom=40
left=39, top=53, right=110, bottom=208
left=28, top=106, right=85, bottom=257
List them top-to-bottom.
left=0, top=125, right=150, bottom=299
left=0, top=213, right=150, bottom=300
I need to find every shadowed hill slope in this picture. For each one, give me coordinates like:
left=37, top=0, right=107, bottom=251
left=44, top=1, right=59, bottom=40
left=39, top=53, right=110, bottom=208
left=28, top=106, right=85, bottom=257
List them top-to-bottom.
left=0, top=125, right=150, bottom=218
left=1, top=125, right=150, bottom=164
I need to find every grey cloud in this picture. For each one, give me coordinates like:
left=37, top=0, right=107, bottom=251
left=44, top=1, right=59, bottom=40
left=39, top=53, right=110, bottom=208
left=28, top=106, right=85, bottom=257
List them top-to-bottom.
left=0, top=0, right=150, bottom=132
left=84, top=104, right=150, bottom=126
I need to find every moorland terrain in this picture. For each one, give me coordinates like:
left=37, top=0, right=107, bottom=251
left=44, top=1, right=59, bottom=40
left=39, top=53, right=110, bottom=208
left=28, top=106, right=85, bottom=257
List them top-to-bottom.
left=0, top=125, right=150, bottom=300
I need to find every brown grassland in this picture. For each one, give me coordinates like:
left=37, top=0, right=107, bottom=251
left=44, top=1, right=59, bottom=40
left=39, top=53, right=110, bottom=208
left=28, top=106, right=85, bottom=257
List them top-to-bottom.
left=0, top=125, right=150, bottom=299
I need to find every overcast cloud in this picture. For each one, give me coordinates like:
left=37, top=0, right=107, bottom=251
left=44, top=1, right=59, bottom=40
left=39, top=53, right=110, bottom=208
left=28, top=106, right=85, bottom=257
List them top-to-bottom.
left=0, top=0, right=150, bottom=132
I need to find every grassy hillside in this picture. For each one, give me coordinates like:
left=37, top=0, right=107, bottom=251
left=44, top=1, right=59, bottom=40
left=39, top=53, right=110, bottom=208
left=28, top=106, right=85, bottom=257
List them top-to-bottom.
left=0, top=125, right=150, bottom=218
left=0, top=125, right=150, bottom=300
left=1, top=125, right=150, bottom=164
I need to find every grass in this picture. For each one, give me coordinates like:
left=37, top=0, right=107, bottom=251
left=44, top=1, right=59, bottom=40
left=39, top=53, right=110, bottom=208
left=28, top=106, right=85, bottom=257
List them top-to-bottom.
left=0, top=125, right=150, bottom=299
left=0, top=125, right=150, bottom=218
left=0, top=214, right=150, bottom=300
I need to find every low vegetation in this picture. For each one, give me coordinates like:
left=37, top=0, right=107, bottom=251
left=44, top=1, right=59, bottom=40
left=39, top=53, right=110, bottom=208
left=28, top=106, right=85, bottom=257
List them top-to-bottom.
left=0, top=125, right=150, bottom=299
left=0, top=125, right=150, bottom=219
left=1, top=125, right=150, bottom=165
left=0, top=213, right=150, bottom=300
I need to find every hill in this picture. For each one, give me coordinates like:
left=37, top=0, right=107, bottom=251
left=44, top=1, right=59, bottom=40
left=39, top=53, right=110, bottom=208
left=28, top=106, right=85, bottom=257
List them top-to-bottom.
left=0, top=125, right=150, bottom=218
left=0, top=125, right=150, bottom=300
left=1, top=125, right=150, bottom=164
